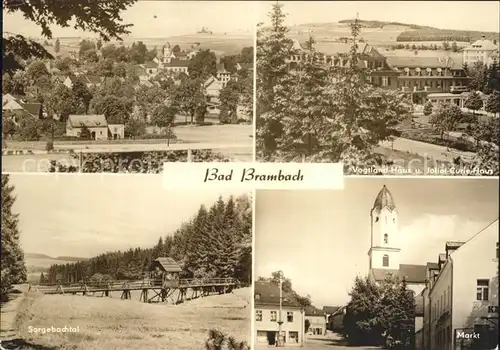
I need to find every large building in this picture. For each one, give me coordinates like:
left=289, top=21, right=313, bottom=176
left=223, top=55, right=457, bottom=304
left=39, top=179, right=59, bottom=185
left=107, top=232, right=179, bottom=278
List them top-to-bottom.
left=463, top=36, right=499, bottom=68
left=288, top=39, right=470, bottom=104
left=367, top=185, right=427, bottom=333
left=420, top=220, right=499, bottom=350
left=254, top=281, right=306, bottom=347
left=304, top=306, right=326, bottom=336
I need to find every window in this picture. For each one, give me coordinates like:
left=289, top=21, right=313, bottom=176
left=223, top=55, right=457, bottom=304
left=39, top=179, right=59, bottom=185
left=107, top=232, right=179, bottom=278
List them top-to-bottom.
left=382, top=76, right=389, bottom=86
left=114, top=127, right=117, bottom=133
left=375, top=216, right=379, bottom=222
left=384, top=234, right=388, bottom=244
left=496, top=242, right=499, bottom=259
left=383, top=254, right=389, bottom=267
left=477, top=279, right=489, bottom=301
left=255, top=310, right=262, bottom=321
left=270, top=311, right=277, bottom=322
left=287, top=311, right=294, bottom=322
left=289, top=331, right=299, bottom=343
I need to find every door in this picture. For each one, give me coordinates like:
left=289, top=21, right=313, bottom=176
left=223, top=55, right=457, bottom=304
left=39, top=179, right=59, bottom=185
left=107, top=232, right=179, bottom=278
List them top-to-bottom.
left=91, top=131, right=96, bottom=140
left=267, top=331, right=276, bottom=345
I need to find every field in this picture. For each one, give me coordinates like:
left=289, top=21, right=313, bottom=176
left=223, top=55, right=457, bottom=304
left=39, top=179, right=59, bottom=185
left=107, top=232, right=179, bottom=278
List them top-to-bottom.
left=46, top=32, right=252, bottom=58
left=25, top=253, right=88, bottom=284
left=14, top=287, right=251, bottom=350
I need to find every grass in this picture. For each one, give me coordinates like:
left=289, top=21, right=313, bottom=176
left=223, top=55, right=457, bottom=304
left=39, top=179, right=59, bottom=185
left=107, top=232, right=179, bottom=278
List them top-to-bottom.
left=15, top=287, right=251, bottom=350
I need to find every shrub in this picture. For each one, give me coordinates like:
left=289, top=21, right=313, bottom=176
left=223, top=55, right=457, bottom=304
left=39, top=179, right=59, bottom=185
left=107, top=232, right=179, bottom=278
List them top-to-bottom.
left=45, top=140, right=54, bottom=151
left=205, top=329, right=249, bottom=350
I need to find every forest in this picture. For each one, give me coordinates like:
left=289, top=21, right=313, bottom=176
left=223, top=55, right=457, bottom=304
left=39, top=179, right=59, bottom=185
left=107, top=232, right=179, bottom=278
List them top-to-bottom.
left=42, top=195, right=252, bottom=286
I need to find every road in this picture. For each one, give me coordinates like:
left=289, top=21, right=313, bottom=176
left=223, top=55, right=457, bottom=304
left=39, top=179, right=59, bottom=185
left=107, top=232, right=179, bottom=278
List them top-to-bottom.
left=380, top=137, right=476, bottom=162
left=255, top=333, right=381, bottom=349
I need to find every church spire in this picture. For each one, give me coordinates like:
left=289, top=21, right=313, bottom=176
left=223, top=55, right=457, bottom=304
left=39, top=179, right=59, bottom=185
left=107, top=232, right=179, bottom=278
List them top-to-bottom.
left=372, top=185, right=396, bottom=212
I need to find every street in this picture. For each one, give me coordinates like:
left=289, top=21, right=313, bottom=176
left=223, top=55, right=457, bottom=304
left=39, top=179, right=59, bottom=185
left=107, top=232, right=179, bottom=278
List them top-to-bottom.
left=254, top=333, right=381, bottom=349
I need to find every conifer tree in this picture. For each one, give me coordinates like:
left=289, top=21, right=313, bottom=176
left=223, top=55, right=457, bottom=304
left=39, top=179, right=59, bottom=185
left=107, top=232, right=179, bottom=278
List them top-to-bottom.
left=1, top=175, right=27, bottom=301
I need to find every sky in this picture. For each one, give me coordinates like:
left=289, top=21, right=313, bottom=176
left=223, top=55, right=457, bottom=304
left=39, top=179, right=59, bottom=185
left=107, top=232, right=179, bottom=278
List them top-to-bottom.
left=3, top=1, right=257, bottom=39
left=258, top=1, right=500, bottom=32
left=9, top=174, right=249, bottom=258
left=255, top=178, right=499, bottom=308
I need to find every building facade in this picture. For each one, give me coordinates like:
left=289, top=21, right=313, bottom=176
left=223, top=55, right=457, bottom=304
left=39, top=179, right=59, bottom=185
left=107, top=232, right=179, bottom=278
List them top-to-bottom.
left=463, top=36, right=499, bottom=68
left=66, top=114, right=109, bottom=140
left=421, top=220, right=499, bottom=350
left=254, top=281, right=306, bottom=347
left=304, top=306, right=326, bottom=336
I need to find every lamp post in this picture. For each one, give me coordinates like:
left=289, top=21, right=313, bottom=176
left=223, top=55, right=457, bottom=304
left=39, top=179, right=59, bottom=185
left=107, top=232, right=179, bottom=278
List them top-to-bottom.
left=277, top=271, right=284, bottom=347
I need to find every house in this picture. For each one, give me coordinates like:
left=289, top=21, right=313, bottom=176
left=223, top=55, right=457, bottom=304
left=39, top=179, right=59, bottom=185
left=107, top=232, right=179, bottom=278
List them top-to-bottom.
left=463, top=35, right=499, bottom=68
left=385, top=56, right=470, bottom=104
left=159, top=59, right=189, bottom=75
left=143, top=61, right=159, bottom=76
left=236, top=62, right=253, bottom=73
left=216, top=63, right=231, bottom=87
left=63, top=74, right=102, bottom=89
left=204, top=76, right=224, bottom=99
left=426, top=91, right=488, bottom=110
left=2, top=94, right=44, bottom=122
left=66, top=114, right=108, bottom=140
left=108, top=124, right=125, bottom=140
left=367, top=185, right=427, bottom=338
left=420, top=221, right=499, bottom=350
left=148, top=257, right=183, bottom=286
left=254, top=281, right=305, bottom=347
left=304, top=306, right=326, bottom=336
left=327, top=306, right=346, bottom=333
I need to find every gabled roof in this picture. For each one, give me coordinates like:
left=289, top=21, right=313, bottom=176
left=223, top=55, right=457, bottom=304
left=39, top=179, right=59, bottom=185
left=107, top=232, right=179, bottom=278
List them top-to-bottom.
left=466, top=38, right=498, bottom=51
left=386, top=56, right=461, bottom=69
left=162, top=59, right=189, bottom=68
left=143, top=61, right=158, bottom=69
left=204, top=76, right=223, bottom=89
left=2, top=99, right=24, bottom=110
left=19, top=103, right=42, bottom=116
left=68, top=114, right=108, bottom=127
left=151, top=257, right=182, bottom=273
left=371, top=264, right=427, bottom=284
left=254, top=281, right=303, bottom=308
left=305, top=305, right=325, bottom=316
left=323, top=306, right=340, bottom=314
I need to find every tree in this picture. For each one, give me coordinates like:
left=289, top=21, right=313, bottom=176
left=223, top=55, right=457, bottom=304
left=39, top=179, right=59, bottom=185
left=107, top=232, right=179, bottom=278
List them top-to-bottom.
left=256, top=3, right=297, bottom=158
left=54, top=38, right=60, bottom=53
left=96, top=39, right=103, bottom=51
left=129, top=41, right=147, bottom=64
left=442, top=41, right=450, bottom=51
left=451, top=41, right=458, bottom=52
left=172, top=45, right=181, bottom=53
left=188, top=49, right=217, bottom=79
left=96, top=58, right=115, bottom=77
left=26, top=60, right=50, bottom=84
left=486, top=61, right=500, bottom=93
left=468, top=62, right=489, bottom=93
left=2, top=73, right=14, bottom=94
left=72, top=77, right=93, bottom=114
left=174, top=78, right=207, bottom=124
left=219, top=81, right=241, bottom=124
left=46, top=84, right=78, bottom=121
left=134, top=84, right=170, bottom=120
left=485, top=90, right=500, bottom=114
left=464, top=91, right=483, bottom=115
left=92, top=95, right=133, bottom=124
left=423, top=101, right=433, bottom=116
left=429, top=102, right=465, bottom=142
left=151, top=104, right=176, bottom=128
left=124, top=117, right=146, bottom=138
left=79, top=125, right=92, bottom=140
left=1, top=175, right=27, bottom=302
left=39, top=272, right=47, bottom=284
left=205, top=329, right=249, bottom=350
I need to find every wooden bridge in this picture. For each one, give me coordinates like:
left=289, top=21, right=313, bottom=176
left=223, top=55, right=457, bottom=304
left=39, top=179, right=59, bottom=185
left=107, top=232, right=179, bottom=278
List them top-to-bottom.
left=29, top=278, right=240, bottom=305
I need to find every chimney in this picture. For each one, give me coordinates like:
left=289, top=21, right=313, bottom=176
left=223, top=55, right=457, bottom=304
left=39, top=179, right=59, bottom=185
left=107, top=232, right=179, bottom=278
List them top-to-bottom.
left=481, top=35, right=486, bottom=40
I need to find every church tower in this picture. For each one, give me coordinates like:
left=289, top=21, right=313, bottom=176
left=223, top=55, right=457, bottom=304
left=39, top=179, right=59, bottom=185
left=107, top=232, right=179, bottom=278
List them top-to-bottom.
left=368, top=185, right=401, bottom=271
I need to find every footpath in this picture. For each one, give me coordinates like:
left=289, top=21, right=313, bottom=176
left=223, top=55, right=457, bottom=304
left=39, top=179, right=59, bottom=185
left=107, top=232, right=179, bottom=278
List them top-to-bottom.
left=0, top=285, right=28, bottom=340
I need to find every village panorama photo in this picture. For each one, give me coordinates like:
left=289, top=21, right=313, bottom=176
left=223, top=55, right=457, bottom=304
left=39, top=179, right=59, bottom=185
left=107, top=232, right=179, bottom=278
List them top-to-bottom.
left=2, top=1, right=255, bottom=173
left=256, top=1, right=499, bottom=176
left=0, top=174, right=253, bottom=349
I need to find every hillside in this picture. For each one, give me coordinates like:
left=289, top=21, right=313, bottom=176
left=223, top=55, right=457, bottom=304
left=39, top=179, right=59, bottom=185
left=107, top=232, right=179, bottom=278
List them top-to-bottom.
left=287, top=20, right=499, bottom=46
left=25, top=253, right=88, bottom=283
left=16, top=291, right=250, bottom=349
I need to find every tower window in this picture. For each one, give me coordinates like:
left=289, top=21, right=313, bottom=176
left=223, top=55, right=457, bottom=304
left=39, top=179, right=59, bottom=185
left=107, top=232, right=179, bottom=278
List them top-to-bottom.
left=375, top=216, right=379, bottom=222
left=393, top=218, right=396, bottom=223
left=384, top=234, right=388, bottom=244
left=383, top=254, right=389, bottom=267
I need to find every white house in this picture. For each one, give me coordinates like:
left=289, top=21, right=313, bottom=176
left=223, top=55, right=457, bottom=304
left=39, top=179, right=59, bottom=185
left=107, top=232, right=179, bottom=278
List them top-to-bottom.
left=463, top=36, right=499, bottom=67
left=204, top=76, right=224, bottom=99
left=66, top=114, right=108, bottom=140
left=423, top=220, right=499, bottom=350
left=254, top=281, right=306, bottom=347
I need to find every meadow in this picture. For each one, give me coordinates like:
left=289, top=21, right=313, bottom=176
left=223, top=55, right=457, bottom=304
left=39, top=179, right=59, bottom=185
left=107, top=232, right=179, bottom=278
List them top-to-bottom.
left=15, top=287, right=251, bottom=350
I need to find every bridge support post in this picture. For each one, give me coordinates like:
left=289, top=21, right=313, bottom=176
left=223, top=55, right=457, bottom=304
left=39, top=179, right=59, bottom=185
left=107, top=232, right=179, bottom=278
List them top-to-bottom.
left=140, top=288, right=148, bottom=303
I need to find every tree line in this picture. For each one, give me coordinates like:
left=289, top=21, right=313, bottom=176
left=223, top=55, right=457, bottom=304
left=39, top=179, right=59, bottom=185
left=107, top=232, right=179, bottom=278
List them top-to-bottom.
left=43, top=195, right=252, bottom=285
left=257, top=271, right=313, bottom=307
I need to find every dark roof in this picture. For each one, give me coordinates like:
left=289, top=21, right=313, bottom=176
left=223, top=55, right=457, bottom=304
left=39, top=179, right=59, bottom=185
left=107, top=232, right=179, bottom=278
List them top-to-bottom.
left=386, top=56, right=462, bottom=70
left=163, top=59, right=189, bottom=67
left=143, top=61, right=158, bottom=69
left=19, top=102, right=42, bottom=116
left=68, top=114, right=107, bottom=127
left=373, top=185, right=396, bottom=211
left=151, top=257, right=182, bottom=273
left=426, top=262, right=439, bottom=270
left=371, top=264, right=426, bottom=284
left=399, top=264, right=427, bottom=283
left=254, top=281, right=303, bottom=308
left=305, top=306, right=325, bottom=316
left=323, top=306, right=340, bottom=314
